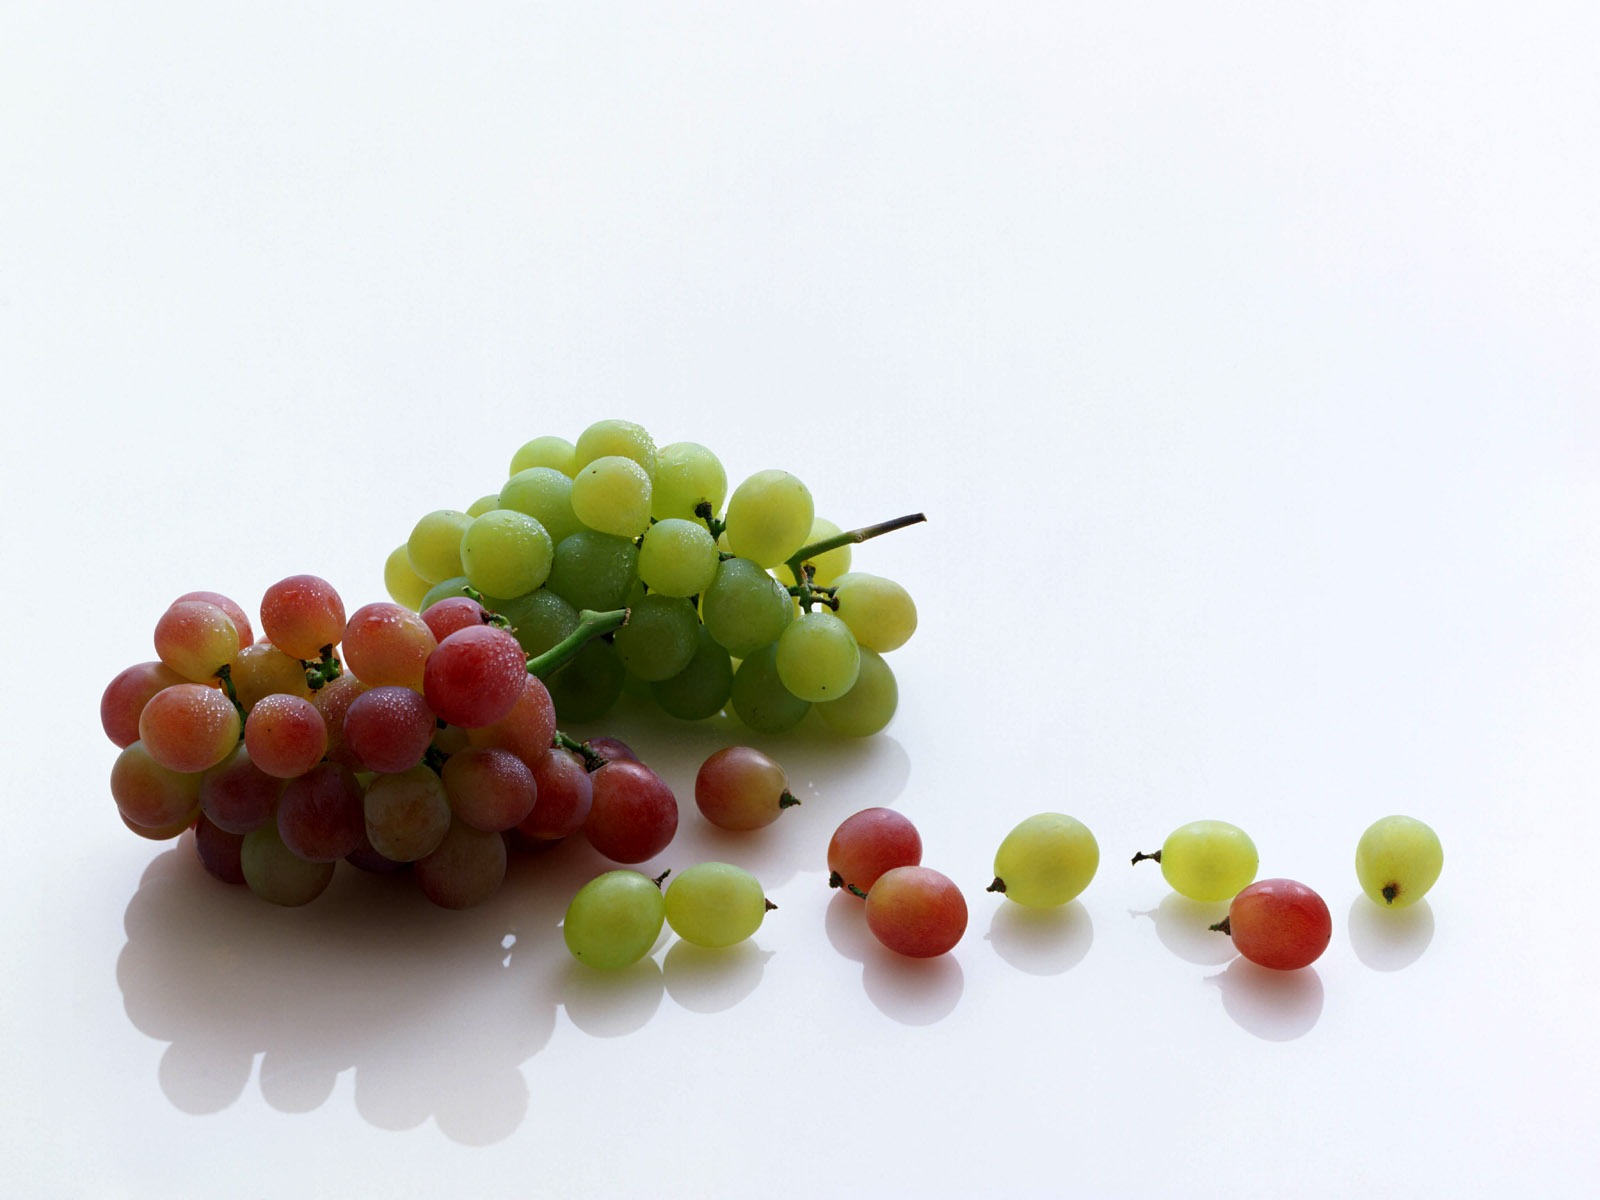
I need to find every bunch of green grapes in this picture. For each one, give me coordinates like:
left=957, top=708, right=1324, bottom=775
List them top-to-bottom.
left=383, top=419, right=922, bottom=737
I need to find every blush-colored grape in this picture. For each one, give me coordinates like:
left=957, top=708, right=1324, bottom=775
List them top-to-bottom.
left=864, top=866, right=967, bottom=958
left=1214, top=878, right=1332, bottom=970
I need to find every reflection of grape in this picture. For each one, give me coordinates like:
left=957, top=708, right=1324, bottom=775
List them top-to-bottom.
left=989, top=813, right=1099, bottom=908
left=1355, top=815, right=1443, bottom=908
left=1133, top=820, right=1258, bottom=903
left=664, top=863, right=770, bottom=948
left=564, top=870, right=666, bottom=969
left=1212, top=878, right=1331, bottom=971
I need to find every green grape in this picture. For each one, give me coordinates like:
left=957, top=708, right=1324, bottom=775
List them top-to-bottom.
left=573, top=419, right=658, bottom=480
left=511, top=434, right=577, bottom=477
left=651, top=441, right=727, bottom=521
left=571, top=455, right=653, bottom=538
left=499, top=467, right=585, bottom=544
left=724, top=470, right=814, bottom=567
left=466, top=493, right=501, bottom=518
left=459, top=509, right=554, bottom=599
left=407, top=510, right=474, bottom=585
left=796, top=516, right=851, bottom=586
left=636, top=518, right=719, bottom=598
left=545, top=531, right=639, bottom=612
left=384, top=544, right=431, bottom=610
left=701, top=557, right=793, bottom=657
left=832, top=573, right=917, bottom=652
left=419, top=575, right=475, bottom=611
left=492, top=588, right=579, bottom=657
left=613, top=594, right=699, bottom=681
left=775, top=611, right=860, bottom=702
left=650, top=626, right=734, bottom=720
left=545, top=639, right=625, bottom=721
left=730, top=645, right=810, bottom=733
left=817, top=647, right=897, bottom=736
left=990, top=813, right=1099, bottom=907
left=1356, top=815, right=1443, bottom=907
left=1135, top=820, right=1258, bottom=902
left=240, top=822, right=336, bottom=907
left=664, top=862, right=770, bottom=948
left=564, top=869, right=666, bottom=969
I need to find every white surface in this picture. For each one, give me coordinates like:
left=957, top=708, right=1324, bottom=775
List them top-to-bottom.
left=3, top=4, right=1597, bottom=1197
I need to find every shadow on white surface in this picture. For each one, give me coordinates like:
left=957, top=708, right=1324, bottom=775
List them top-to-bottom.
left=1129, top=893, right=1237, bottom=966
left=1346, top=896, right=1435, bottom=971
left=984, top=900, right=1094, bottom=976
left=1203, top=959, right=1325, bottom=1042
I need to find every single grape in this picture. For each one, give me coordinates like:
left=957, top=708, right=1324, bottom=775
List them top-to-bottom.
left=572, top=418, right=658, bottom=480
left=510, top=434, right=577, bottom=477
left=650, top=441, right=726, bottom=521
left=570, top=455, right=653, bottom=539
left=499, top=466, right=584, bottom=544
left=724, top=469, right=814, bottom=567
left=466, top=493, right=502, bottom=518
left=460, top=509, right=554, bottom=599
left=407, top=510, right=473, bottom=585
left=636, top=518, right=719, bottom=598
left=545, top=530, right=639, bottom=612
left=384, top=544, right=432, bottom=610
left=701, top=557, right=794, bottom=657
left=831, top=573, right=918, bottom=653
left=260, top=574, right=347, bottom=660
left=492, top=588, right=579, bottom=657
left=172, top=590, right=254, bottom=648
left=613, top=594, right=699, bottom=682
left=418, top=595, right=489, bottom=642
left=153, top=599, right=241, bottom=682
left=341, top=602, right=437, bottom=689
left=774, top=610, right=860, bottom=702
left=423, top=625, right=529, bottom=728
left=650, top=626, right=734, bottom=720
left=544, top=639, right=626, bottom=723
left=227, top=642, right=314, bottom=709
left=729, top=645, right=810, bottom=734
left=816, top=647, right=897, bottom=737
left=101, top=661, right=185, bottom=748
left=310, top=672, right=367, bottom=769
left=465, top=674, right=558, bottom=768
left=138, top=683, right=241, bottom=774
left=343, top=685, right=435, bottom=774
left=243, top=693, right=328, bottom=779
left=586, top=736, right=638, bottom=762
left=110, top=741, right=202, bottom=831
left=198, top=743, right=283, bottom=834
left=517, top=746, right=593, bottom=841
left=694, top=746, right=797, bottom=831
left=442, top=747, right=538, bottom=833
left=584, top=759, right=678, bottom=864
left=277, top=762, right=366, bottom=863
left=364, top=766, right=452, bottom=862
left=828, top=808, right=921, bottom=897
left=989, top=813, right=1099, bottom=907
left=195, top=814, right=247, bottom=886
left=1355, top=815, right=1444, bottom=908
left=414, top=818, right=507, bottom=909
left=1133, top=820, right=1259, bottom=903
left=241, top=822, right=336, bottom=906
left=665, top=863, right=772, bottom=948
left=865, top=866, right=967, bottom=958
left=563, top=869, right=667, bottom=969
left=1212, top=878, right=1331, bottom=970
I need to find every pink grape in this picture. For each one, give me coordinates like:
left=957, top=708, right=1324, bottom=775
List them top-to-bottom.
left=260, top=574, right=346, bottom=660
left=174, top=590, right=254, bottom=647
left=421, top=596, right=490, bottom=642
left=154, top=600, right=242, bottom=682
left=342, top=602, right=437, bottom=689
left=424, top=625, right=529, bottom=728
left=227, top=642, right=314, bottom=709
left=101, top=661, right=185, bottom=748
left=311, top=672, right=367, bottom=768
left=464, top=674, right=557, bottom=768
left=138, top=683, right=242, bottom=774
left=343, top=685, right=435, bottom=774
left=244, top=693, right=328, bottom=779
left=586, top=736, right=638, bottom=763
left=111, top=742, right=202, bottom=830
left=198, top=743, right=283, bottom=834
left=695, top=745, right=796, bottom=831
left=441, top=747, right=538, bottom=833
left=516, top=747, right=592, bottom=842
left=584, top=759, right=678, bottom=863
left=277, top=762, right=366, bottom=863
left=364, top=766, right=452, bottom=862
left=828, top=808, right=921, bottom=897
left=414, top=820, right=507, bottom=909
left=864, top=866, right=968, bottom=958
left=1214, top=878, right=1332, bottom=971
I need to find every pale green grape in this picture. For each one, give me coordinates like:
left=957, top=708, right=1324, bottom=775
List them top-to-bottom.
left=573, top=419, right=658, bottom=480
left=511, top=434, right=577, bottom=477
left=651, top=441, right=727, bottom=521
left=571, top=455, right=653, bottom=538
left=499, top=467, right=585, bottom=544
left=724, top=470, right=814, bottom=567
left=466, top=493, right=501, bottom=518
left=459, top=509, right=554, bottom=599
left=407, top=510, right=473, bottom=585
left=796, top=517, right=851, bottom=586
left=637, top=518, right=719, bottom=598
left=545, top=531, right=639, bottom=612
left=384, top=544, right=431, bottom=610
left=701, top=557, right=793, bottom=657
left=832, top=573, right=917, bottom=652
left=419, top=575, right=474, bottom=611
left=613, top=594, right=699, bottom=681
left=775, top=611, right=860, bottom=702
left=650, top=626, right=733, bottom=720
left=730, top=645, right=810, bottom=733
left=817, top=647, right=897, bottom=736
left=991, top=813, right=1099, bottom=907
left=1355, top=815, right=1443, bottom=907
left=1139, top=820, right=1258, bottom=902
left=241, top=823, right=335, bottom=907
left=664, top=862, right=769, bottom=949
left=563, top=869, right=666, bottom=969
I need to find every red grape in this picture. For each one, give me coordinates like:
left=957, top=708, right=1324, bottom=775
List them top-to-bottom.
left=260, top=574, right=346, bottom=660
left=173, top=590, right=254, bottom=647
left=421, top=595, right=490, bottom=642
left=154, top=599, right=242, bottom=682
left=342, top=602, right=437, bottom=689
left=424, top=625, right=528, bottom=728
left=101, top=661, right=185, bottom=748
left=464, top=675, right=557, bottom=768
left=138, top=683, right=242, bottom=774
left=343, top=685, right=435, bottom=774
left=244, top=693, right=328, bottom=779
left=111, top=742, right=202, bottom=830
left=198, top=743, right=283, bottom=834
left=695, top=745, right=795, bottom=831
left=441, top=747, right=537, bottom=833
left=516, top=747, right=592, bottom=842
left=584, top=759, right=678, bottom=863
left=277, top=762, right=366, bottom=863
left=828, top=808, right=921, bottom=897
left=195, top=814, right=247, bottom=885
left=414, top=820, right=507, bottom=909
left=864, top=866, right=967, bottom=958
left=1214, top=878, right=1332, bottom=970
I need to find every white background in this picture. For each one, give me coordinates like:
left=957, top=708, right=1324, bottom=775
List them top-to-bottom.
left=3, top=3, right=1597, bottom=1197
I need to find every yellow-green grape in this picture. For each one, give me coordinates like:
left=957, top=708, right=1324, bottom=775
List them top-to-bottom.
left=573, top=418, right=658, bottom=480
left=511, top=434, right=577, bottom=477
left=652, top=441, right=727, bottom=521
left=571, top=455, right=653, bottom=538
left=499, top=467, right=584, bottom=544
left=724, top=469, right=814, bottom=568
left=466, top=493, right=501, bottom=518
left=459, top=509, right=554, bottom=599
left=407, top=510, right=473, bottom=585
left=797, top=517, right=851, bottom=586
left=637, top=518, right=719, bottom=597
left=383, top=545, right=431, bottom=610
left=701, top=557, right=793, bottom=657
left=832, top=573, right=917, bottom=652
left=774, top=611, right=860, bottom=702
left=817, top=647, right=897, bottom=737
left=990, top=813, right=1099, bottom=907
left=1356, top=815, right=1443, bottom=908
left=1134, top=820, right=1258, bottom=902
left=664, top=862, right=771, bottom=948
left=563, top=869, right=666, bottom=969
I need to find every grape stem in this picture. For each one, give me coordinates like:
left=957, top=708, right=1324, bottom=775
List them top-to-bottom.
left=694, top=501, right=727, bottom=541
left=784, top=511, right=927, bottom=591
left=461, top=586, right=513, bottom=629
left=525, top=607, right=630, bottom=679
left=303, top=645, right=342, bottom=691
left=213, top=664, right=247, bottom=733
left=553, top=730, right=610, bottom=773
left=779, top=790, right=800, bottom=810
left=1130, top=850, right=1161, bottom=866
left=986, top=877, right=1007, bottom=894
left=1209, top=917, right=1233, bottom=936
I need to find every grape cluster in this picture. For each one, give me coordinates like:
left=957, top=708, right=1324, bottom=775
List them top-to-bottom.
left=383, top=419, right=920, bottom=737
left=102, top=576, right=688, bottom=909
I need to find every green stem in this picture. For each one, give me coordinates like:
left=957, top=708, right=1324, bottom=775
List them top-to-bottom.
left=695, top=501, right=727, bottom=541
left=785, top=511, right=927, bottom=584
left=525, top=607, right=629, bottom=679
left=303, top=645, right=342, bottom=691
left=214, top=664, right=247, bottom=735
left=554, top=730, right=609, bottom=772
left=778, top=790, right=801, bottom=810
